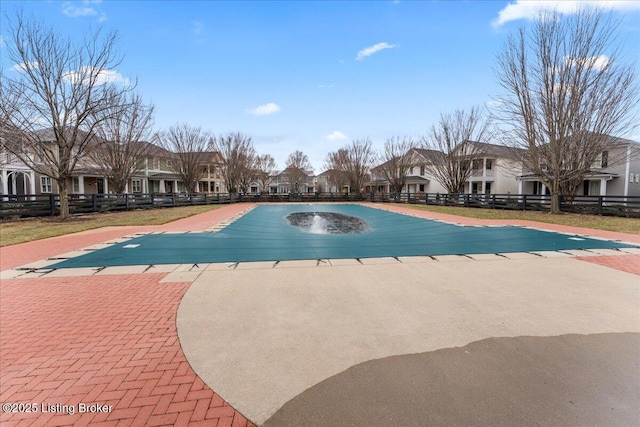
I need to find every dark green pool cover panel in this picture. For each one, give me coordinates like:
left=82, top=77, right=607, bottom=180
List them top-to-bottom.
left=51, top=204, right=637, bottom=268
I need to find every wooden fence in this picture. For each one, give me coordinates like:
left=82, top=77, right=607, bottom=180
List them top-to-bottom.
left=1, top=192, right=639, bottom=219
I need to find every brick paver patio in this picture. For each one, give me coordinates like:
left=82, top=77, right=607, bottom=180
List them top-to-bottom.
left=1, top=202, right=637, bottom=426
left=0, top=273, right=254, bottom=427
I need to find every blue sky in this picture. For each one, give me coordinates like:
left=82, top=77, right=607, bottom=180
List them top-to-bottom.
left=2, top=1, right=640, bottom=172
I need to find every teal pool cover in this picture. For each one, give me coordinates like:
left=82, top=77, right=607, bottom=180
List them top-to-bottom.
left=51, top=204, right=637, bottom=268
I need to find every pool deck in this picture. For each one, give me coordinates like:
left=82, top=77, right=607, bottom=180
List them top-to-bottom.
left=1, top=202, right=639, bottom=426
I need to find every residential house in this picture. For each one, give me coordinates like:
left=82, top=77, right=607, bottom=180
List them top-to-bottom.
left=0, top=125, right=227, bottom=196
left=517, top=134, right=640, bottom=197
left=454, top=142, right=523, bottom=195
left=268, top=167, right=315, bottom=194
left=316, top=169, right=350, bottom=194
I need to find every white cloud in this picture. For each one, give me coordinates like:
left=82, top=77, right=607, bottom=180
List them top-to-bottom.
left=62, top=1, right=106, bottom=21
left=493, top=1, right=640, bottom=27
left=62, top=2, right=98, bottom=17
left=356, top=42, right=396, bottom=61
left=565, top=54, right=610, bottom=71
left=11, top=61, right=39, bottom=72
left=63, top=67, right=129, bottom=86
left=246, top=102, right=281, bottom=116
left=325, top=130, right=347, bottom=141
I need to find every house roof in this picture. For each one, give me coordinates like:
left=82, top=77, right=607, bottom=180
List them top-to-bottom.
left=464, top=141, right=524, bottom=158
left=411, top=148, right=445, bottom=162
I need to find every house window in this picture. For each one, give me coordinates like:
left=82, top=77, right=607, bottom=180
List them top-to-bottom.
left=601, top=151, right=608, bottom=168
left=486, top=159, right=493, bottom=170
left=472, top=160, right=482, bottom=170
left=420, top=165, right=425, bottom=175
left=40, top=176, right=52, bottom=193
left=72, top=177, right=80, bottom=193
left=132, top=179, right=142, bottom=193
left=485, top=182, right=492, bottom=194
left=419, top=184, right=425, bottom=192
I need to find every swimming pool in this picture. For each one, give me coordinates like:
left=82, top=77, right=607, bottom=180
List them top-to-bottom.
left=50, top=204, right=637, bottom=268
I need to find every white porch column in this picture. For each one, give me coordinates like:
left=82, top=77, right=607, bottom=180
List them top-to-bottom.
left=2, top=169, right=9, bottom=196
left=29, top=171, right=36, bottom=200
left=78, top=176, right=85, bottom=194
left=104, top=177, right=109, bottom=194
left=600, top=178, right=607, bottom=196
left=159, top=179, right=166, bottom=193
left=174, top=180, right=178, bottom=193
left=518, top=180, right=523, bottom=195
left=196, top=182, right=200, bottom=193
left=124, top=183, right=129, bottom=193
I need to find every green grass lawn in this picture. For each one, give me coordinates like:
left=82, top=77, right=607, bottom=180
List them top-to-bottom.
left=1, top=203, right=638, bottom=247
left=400, top=204, right=640, bottom=235
left=0, top=205, right=223, bottom=247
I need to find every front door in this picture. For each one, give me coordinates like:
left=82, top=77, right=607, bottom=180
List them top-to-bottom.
left=96, top=178, right=104, bottom=194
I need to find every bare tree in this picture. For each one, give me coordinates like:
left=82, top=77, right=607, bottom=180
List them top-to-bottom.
left=494, top=8, right=638, bottom=212
left=0, top=13, right=132, bottom=218
left=88, top=93, right=154, bottom=194
left=421, top=106, right=494, bottom=195
left=156, top=123, right=213, bottom=193
left=213, top=132, right=256, bottom=193
left=377, top=136, right=419, bottom=194
left=326, top=139, right=376, bottom=194
left=323, top=149, right=350, bottom=193
left=285, top=150, right=313, bottom=193
left=254, top=154, right=276, bottom=193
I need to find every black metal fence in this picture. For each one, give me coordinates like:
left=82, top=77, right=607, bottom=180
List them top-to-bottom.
left=1, top=192, right=639, bottom=219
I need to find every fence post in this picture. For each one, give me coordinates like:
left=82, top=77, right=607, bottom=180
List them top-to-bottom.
left=125, top=193, right=129, bottom=210
left=204, top=193, right=208, bottom=204
left=50, top=194, right=56, bottom=216
left=92, top=194, right=98, bottom=212
left=491, top=194, right=496, bottom=209
left=522, top=194, right=527, bottom=211
left=598, top=196, right=603, bottom=215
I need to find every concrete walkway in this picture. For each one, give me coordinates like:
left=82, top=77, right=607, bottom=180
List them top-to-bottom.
left=1, top=202, right=639, bottom=426
left=177, top=256, right=640, bottom=425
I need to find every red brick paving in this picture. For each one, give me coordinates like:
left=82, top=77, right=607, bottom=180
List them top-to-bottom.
left=575, top=254, right=640, bottom=275
left=0, top=274, right=255, bottom=427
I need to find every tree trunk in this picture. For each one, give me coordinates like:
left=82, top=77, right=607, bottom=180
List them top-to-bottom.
left=58, top=178, right=69, bottom=219
left=550, top=191, right=561, bottom=214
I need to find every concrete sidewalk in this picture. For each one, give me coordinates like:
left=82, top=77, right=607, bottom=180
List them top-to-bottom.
left=177, top=256, right=640, bottom=425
